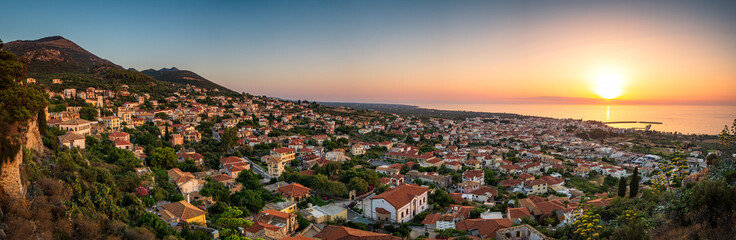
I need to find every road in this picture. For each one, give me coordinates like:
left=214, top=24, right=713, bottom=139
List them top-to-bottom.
left=250, top=162, right=272, bottom=181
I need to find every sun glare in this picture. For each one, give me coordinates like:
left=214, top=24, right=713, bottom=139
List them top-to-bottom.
left=591, top=67, right=626, bottom=99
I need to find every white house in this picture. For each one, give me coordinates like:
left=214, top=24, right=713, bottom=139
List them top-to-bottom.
left=365, top=184, right=430, bottom=223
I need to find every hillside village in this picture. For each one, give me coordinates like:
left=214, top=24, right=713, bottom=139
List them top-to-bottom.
left=21, top=72, right=721, bottom=240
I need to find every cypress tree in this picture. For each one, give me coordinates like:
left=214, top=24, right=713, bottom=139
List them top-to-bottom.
left=629, top=167, right=639, bottom=198
left=618, top=176, right=627, bottom=197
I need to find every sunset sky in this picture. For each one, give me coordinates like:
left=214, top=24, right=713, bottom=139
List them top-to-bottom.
left=2, top=0, right=735, bottom=105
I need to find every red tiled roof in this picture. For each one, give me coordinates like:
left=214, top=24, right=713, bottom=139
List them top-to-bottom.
left=272, top=147, right=295, bottom=154
left=462, top=169, right=483, bottom=179
left=277, top=183, right=311, bottom=198
left=371, top=184, right=429, bottom=209
left=507, top=207, right=531, bottom=220
left=455, top=219, right=513, bottom=239
left=313, top=225, right=401, bottom=240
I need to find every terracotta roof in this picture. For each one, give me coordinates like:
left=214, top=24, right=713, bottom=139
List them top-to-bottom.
left=59, top=118, right=91, bottom=125
left=58, top=132, right=85, bottom=143
left=109, top=132, right=130, bottom=137
left=114, top=138, right=133, bottom=146
left=272, top=147, right=296, bottom=154
left=220, top=156, right=244, bottom=164
left=167, top=168, right=195, bottom=185
left=462, top=169, right=483, bottom=179
left=212, top=174, right=234, bottom=182
left=500, top=179, right=524, bottom=187
left=277, top=183, right=312, bottom=198
left=371, top=184, right=429, bottom=209
left=470, top=186, right=497, bottom=196
left=160, top=200, right=206, bottom=221
left=536, top=200, right=566, bottom=216
left=375, top=207, right=390, bottom=214
left=507, top=207, right=531, bottom=220
left=258, top=209, right=292, bottom=220
left=421, top=213, right=443, bottom=225
left=455, top=219, right=512, bottom=239
left=244, top=221, right=282, bottom=233
left=313, top=225, right=401, bottom=240
left=282, top=237, right=316, bottom=240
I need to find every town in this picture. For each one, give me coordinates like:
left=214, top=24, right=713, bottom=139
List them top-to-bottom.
left=26, top=74, right=722, bottom=240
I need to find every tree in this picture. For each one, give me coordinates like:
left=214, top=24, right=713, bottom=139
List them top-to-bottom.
left=79, top=107, right=98, bottom=121
left=155, top=112, right=170, bottom=120
left=222, top=127, right=238, bottom=150
left=149, top=147, right=177, bottom=169
left=629, top=167, right=639, bottom=198
left=235, top=169, right=262, bottom=189
left=348, top=177, right=369, bottom=194
left=617, top=177, right=627, bottom=197
left=689, top=179, right=736, bottom=228
left=200, top=180, right=230, bottom=202
left=429, top=189, right=455, bottom=209
left=231, top=190, right=265, bottom=214
left=215, top=207, right=253, bottom=239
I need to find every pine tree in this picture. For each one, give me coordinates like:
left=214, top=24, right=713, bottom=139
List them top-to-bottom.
left=164, top=125, right=170, bottom=141
left=629, top=167, right=639, bottom=198
left=618, top=176, right=627, bottom=197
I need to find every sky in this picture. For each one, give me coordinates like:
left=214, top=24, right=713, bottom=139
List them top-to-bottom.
left=2, top=0, right=735, bottom=105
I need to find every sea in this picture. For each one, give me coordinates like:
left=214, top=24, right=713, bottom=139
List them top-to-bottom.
left=414, top=103, right=736, bottom=135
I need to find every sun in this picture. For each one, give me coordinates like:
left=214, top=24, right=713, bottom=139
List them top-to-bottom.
left=591, top=66, right=626, bottom=99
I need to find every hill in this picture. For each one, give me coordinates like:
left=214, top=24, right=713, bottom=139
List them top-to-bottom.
left=3, top=36, right=119, bottom=73
left=4, top=36, right=238, bottom=95
left=142, top=67, right=235, bottom=93
left=319, top=102, right=526, bottom=120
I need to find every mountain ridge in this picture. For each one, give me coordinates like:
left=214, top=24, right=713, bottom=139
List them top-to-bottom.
left=4, top=36, right=236, bottom=94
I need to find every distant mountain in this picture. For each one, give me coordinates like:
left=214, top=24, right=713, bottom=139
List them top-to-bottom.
left=3, top=36, right=237, bottom=94
left=4, top=36, right=120, bottom=73
left=142, top=67, right=234, bottom=93
left=319, top=102, right=526, bottom=120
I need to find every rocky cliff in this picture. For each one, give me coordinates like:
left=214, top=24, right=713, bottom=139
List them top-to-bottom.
left=0, top=115, right=43, bottom=199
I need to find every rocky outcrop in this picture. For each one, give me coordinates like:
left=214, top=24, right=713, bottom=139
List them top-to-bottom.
left=0, top=115, right=43, bottom=200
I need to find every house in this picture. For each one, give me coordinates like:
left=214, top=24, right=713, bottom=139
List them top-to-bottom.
left=99, top=116, right=122, bottom=130
left=58, top=118, right=93, bottom=135
left=108, top=131, right=130, bottom=142
left=58, top=132, right=86, bottom=149
left=171, top=133, right=184, bottom=146
left=114, top=139, right=134, bottom=151
left=350, top=143, right=366, bottom=156
left=271, top=147, right=296, bottom=162
left=325, top=149, right=348, bottom=162
left=178, top=151, right=205, bottom=164
left=265, top=155, right=286, bottom=177
left=220, top=156, right=250, bottom=178
left=445, top=161, right=463, bottom=171
left=499, top=164, right=522, bottom=175
left=167, top=168, right=206, bottom=200
left=462, top=169, right=485, bottom=184
left=404, top=170, right=453, bottom=187
left=524, top=180, right=548, bottom=195
left=456, top=181, right=481, bottom=194
left=277, top=183, right=312, bottom=202
left=364, top=184, right=430, bottom=223
left=465, top=186, right=497, bottom=203
left=157, top=200, right=207, bottom=226
left=266, top=200, right=298, bottom=214
left=299, top=204, right=348, bottom=224
left=506, top=207, right=532, bottom=224
left=248, top=209, right=298, bottom=238
left=455, top=218, right=513, bottom=239
left=244, top=221, right=287, bottom=240
left=496, top=224, right=552, bottom=240
left=313, top=225, right=401, bottom=240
